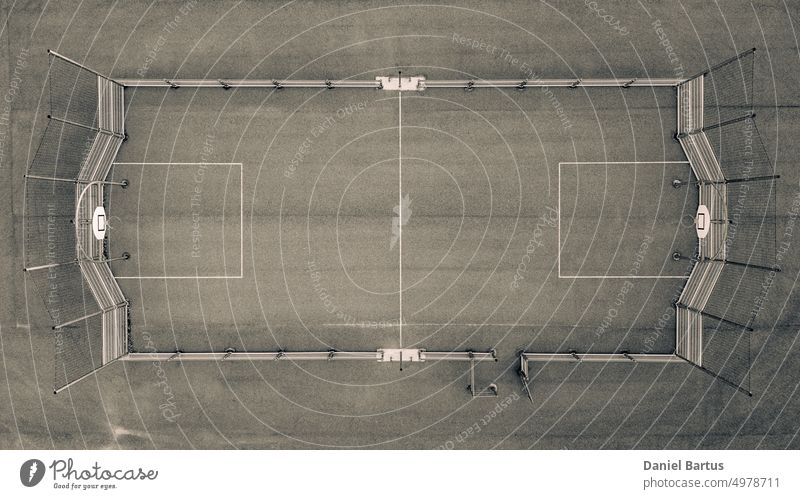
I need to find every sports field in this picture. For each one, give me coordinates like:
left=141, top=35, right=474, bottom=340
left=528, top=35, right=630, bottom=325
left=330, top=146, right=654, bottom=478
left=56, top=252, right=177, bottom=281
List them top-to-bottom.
left=2, top=0, right=799, bottom=449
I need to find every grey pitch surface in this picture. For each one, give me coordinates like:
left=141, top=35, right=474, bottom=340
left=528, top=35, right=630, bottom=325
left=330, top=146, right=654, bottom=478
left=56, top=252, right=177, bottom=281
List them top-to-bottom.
left=1, top=0, right=799, bottom=449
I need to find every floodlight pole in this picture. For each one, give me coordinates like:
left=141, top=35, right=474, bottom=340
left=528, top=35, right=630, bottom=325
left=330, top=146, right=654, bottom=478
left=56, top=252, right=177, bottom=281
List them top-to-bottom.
left=680, top=47, right=756, bottom=84
left=47, top=49, right=122, bottom=85
left=46, top=114, right=126, bottom=140
left=24, top=174, right=78, bottom=183
left=25, top=174, right=128, bottom=187
left=698, top=174, right=780, bottom=186
left=23, top=253, right=129, bottom=272
left=705, top=257, right=780, bottom=273
left=676, top=303, right=753, bottom=332
left=52, top=310, right=105, bottom=330
left=676, top=355, right=753, bottom=397
left=53, top=358, right=119, bottom=394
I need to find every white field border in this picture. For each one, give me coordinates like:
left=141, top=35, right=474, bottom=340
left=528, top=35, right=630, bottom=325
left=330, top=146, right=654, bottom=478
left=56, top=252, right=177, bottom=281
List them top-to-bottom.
left=558, top=161, right=691, bottom=279
left=110, top=162, right=243, bottom=279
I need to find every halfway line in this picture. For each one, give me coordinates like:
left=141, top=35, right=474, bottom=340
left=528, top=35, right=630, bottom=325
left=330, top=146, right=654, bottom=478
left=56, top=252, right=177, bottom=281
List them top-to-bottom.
left=398, top=84, right=403, bottom=348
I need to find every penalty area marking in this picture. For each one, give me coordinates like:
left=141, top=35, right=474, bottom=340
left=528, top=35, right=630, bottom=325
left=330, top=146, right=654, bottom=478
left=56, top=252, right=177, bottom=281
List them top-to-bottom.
left=110, top=162, right=243, bottom=279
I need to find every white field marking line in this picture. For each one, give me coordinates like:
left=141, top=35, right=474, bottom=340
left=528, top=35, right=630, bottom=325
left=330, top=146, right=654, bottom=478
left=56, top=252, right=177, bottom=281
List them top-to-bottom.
left=398, top=88, right=403, bottom=348
left=241, top=160, right=244, bottom=278
left=557, top=161, right=692, bottom=279
left=558, top=161, right=691, bottom=164
left=112, top=162, right=243, bottom=279
left=112, top=162, right=241, bottom=165
left=560, top=275, right=687, bottom=279
left=117, top=276, right=240, bottom=279
left=319, top=323, right=559, bottom=328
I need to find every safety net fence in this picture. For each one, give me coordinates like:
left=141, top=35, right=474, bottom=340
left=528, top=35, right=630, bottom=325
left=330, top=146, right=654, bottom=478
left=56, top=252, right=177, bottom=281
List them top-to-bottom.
left=675, top=48, right=778, bottom=396
left=23, top=51, right=128, bottom=393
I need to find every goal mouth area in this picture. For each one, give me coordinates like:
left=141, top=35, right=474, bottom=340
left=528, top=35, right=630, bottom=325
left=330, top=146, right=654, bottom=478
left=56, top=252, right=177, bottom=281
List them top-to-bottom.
left=672, top=48, right=778, bottom=396
left=23, top=50, right=129, bottom=393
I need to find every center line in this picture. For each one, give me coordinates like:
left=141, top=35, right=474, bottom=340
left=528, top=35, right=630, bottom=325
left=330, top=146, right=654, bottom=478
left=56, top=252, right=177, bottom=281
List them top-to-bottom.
left=398, top=81, right=403, bottom=348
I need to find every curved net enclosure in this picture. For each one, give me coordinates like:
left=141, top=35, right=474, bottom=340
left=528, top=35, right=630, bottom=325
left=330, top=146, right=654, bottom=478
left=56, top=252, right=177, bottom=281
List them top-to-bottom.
left=675, top=48, right=778, bottom=396
left=24, top=52, right=128, bottom=393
